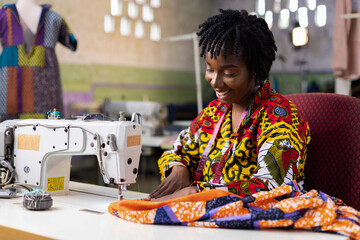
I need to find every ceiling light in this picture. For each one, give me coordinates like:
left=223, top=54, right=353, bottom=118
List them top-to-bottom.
left=111, top=0, right=122, bottom=16
left=256, top=0, right=266, bottom=16
left=288, top=0, right=298, bottom=13
left=315, top=5, right=327, bottom=27
left=297, top=7, right=308, bottom=27
left=278, top=9, right=290, bottom=29
left=265, top=11, right=273, bottom=29
left=104, top=14, right=115, bottom=33
left=120, top=16, right=131, bottom=36
left=150, top=23, right=161, bottom=41
left=292, top=27, right=308, bottom=46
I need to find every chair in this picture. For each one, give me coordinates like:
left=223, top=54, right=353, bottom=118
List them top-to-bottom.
left=285, top=93, right=360, bottom=210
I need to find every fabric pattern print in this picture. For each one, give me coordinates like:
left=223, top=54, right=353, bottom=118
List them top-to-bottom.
left=109, top=181, right=360, bottom=240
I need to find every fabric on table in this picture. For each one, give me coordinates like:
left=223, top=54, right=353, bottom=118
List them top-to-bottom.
left=109, top=181, right=360, bottom=240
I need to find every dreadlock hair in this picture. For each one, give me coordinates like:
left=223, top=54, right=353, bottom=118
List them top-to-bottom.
left=197, top=9, right=277, bottom=86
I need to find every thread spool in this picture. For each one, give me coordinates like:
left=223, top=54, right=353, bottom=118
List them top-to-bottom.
left=23, top=191, right=53, bottom=210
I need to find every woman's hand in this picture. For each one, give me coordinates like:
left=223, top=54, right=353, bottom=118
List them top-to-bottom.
left=147, top=165, right=191, bottom=199
left=150, top=186, right=198, bottom=202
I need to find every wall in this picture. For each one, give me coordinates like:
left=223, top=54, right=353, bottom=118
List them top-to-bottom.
left=1, top=0, right=336, bottom=106
left=2, top=0, right=217, bottom=106
left=3, top=0, right=215, bottom=70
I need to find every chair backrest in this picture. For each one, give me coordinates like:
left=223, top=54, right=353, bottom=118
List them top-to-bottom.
left=285, top=93, right=360, bottom=210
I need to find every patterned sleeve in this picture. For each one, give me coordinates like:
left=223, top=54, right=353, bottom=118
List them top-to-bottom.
left=58, top=18, right=77, bottom=51
left=252, top=100, right=311, bottom=191
left=157, top=109, right=205, bottom=181
left=192, top=179, right=268, bottom=197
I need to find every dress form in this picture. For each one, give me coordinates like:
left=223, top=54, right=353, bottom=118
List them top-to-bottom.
left=15, top=0, right=42, bottom=35
left=0, top=2, right=77, bottom=120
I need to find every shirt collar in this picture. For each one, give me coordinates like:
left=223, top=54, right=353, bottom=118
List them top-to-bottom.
left=212, top=79, right=272, bottom=126
left=243, top=79, right=272, bottom=125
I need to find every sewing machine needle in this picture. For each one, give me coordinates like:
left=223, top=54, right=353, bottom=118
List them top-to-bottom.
left=118, top=186, right=123, bottom=201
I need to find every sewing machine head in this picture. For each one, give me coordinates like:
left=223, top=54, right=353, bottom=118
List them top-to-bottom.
left=0, top=113, right=142, bottom=200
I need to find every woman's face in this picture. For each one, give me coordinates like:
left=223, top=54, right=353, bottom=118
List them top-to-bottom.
left=205, top=51, right=256, bottom=107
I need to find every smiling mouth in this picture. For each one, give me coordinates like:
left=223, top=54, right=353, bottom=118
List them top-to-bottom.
left=216, top=89, right=231, bottom=97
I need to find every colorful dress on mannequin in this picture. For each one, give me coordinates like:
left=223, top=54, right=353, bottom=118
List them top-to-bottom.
left=0, top=4, right=77, bottom=120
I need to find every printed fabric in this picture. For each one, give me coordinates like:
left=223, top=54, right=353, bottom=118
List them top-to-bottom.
left=0, top=4, right=77, bottom=120
left=158, top=80, right=311, bottom=196
left=109, top=181, right=360, bottom=240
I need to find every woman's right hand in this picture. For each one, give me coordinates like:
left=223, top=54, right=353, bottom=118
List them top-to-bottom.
left=147, top=165, right=191, bottom=200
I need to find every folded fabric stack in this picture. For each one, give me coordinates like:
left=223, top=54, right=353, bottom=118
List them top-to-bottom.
left=109, top=181, right=360, bottom=240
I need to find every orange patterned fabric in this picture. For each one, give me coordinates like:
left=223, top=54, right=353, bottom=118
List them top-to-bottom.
left=109, top=181, right=360, bottom=240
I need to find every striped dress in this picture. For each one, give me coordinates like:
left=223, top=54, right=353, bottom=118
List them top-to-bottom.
left=0, top=4, right=77, bottom=120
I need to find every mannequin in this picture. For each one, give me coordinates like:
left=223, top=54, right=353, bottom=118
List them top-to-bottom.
left=15, top=0, right=42, bottom=35
left=0, top=1, right=77, bottom=120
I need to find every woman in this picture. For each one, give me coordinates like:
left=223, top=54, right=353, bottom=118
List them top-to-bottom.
left=148, top=9, right=310, bottom=201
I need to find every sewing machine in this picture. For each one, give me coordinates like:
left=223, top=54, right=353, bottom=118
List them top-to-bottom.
left=0, top=113, right=142, bottom=199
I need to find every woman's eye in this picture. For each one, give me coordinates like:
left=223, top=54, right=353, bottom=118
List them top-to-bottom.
left=206, top=69, right=214, bottom=73
left=224, top=72, right=235, bottom=77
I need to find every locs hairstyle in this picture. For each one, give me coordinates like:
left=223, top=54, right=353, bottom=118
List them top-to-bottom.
left=197, top=9, right=277, bottom=86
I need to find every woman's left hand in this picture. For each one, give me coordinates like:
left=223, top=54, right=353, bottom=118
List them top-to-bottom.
left=150, top=186, right=198, bottom=202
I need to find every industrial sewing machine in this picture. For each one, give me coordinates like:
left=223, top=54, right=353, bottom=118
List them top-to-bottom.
left=0, top=113, right=142, bottom=200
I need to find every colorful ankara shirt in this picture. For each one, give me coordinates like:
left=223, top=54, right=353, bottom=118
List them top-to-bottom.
left=0, top=4, right=77, bottom=120
left=158, top=80, right=311, bottom=196
left=109, top=181, right=360, bottom=240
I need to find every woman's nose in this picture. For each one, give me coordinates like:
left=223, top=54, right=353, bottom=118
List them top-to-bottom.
left=210, top=73, right=223, bottom=88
